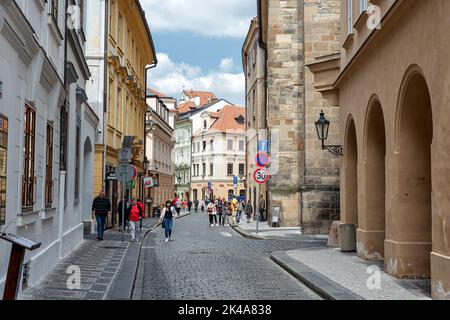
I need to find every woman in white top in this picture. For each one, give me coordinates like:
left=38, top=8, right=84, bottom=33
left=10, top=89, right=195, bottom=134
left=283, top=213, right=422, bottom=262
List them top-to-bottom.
left=207, top=202, right=218, bottom=226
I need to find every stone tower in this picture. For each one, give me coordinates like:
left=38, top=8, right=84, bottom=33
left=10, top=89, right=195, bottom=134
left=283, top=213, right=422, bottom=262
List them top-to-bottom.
left=260, top=0, right=341, bottom=233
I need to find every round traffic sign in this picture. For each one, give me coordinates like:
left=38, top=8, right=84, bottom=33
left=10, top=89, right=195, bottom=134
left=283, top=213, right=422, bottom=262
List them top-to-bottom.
left=256, top=151, right=270, bottom=167
left=116, top=164, right=135, bottom=183
left=253, top=168, right=269, bottom=184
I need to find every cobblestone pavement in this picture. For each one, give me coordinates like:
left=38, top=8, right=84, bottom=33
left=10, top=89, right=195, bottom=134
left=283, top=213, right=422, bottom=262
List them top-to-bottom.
left=133, top=212, right=326, bottom=300
left=20, top=218, right=158, bottom=300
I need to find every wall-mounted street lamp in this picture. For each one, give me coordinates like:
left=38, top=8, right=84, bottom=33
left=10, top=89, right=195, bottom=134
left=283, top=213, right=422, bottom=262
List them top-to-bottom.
left=315, top=110, right=343, bottom=156
left=143, top=157, right=149, bottom=172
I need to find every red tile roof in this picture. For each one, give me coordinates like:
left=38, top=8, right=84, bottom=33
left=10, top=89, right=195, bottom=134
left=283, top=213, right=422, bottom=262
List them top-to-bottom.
left=148, top=87, right=169, bottom=98
left=184, top=89, right=217, bottom=106
left=176, top=101, right=197, bottom=114
left=209, top=105, right=245, bottom=133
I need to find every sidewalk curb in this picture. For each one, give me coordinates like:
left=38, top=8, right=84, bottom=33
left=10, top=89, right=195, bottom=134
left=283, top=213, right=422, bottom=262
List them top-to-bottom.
left=232, top=225, right=265, bottom=240
left=270, top=251, right=365, bottom=300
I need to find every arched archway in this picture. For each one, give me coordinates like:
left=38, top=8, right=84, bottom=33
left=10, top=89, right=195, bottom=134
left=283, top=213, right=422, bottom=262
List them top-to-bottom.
left=386, top=66, right=433, bottom=278
left=359, top=98, right=386, bottom=260
left=343, top=116, right=358, bottom=226
left=82, top=137, right=93, bottom=224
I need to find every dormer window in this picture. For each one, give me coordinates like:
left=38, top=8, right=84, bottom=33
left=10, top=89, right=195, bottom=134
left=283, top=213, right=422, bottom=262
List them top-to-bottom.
left=235, top=115, right=245, bottom=125
left=203, top=120, right=207, bottom=130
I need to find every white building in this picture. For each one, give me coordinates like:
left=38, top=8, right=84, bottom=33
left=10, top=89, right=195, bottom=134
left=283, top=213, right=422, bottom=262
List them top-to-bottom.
left=0, top=0, right=97, bottom=294
left=174, top=97, right=234, bottom=200
left=191, top=106, right=246, bottom=201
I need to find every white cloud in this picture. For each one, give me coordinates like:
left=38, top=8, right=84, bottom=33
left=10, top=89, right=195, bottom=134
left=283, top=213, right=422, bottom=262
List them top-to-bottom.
left=140, top=0, right=256, bottom=38
left=148, top=53, right=245, bottom=105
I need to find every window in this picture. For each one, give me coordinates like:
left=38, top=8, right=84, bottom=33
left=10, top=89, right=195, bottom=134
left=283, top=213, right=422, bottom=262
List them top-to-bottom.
left=348, top=0, right=353, bottom=34
left=118, top=13, right=123, bottom=47
left=253, top=43, right=257, bottom=69
left=22, top=104, right=36, bottom=209
left=60, top=105, right=68, bottom=170
left=0, top=115, right=8, bottom=224
left=203, top=120, right=207, bottom=130
left=45, top=123, right=53, bottom=207
left=74, top=126, right=80, bottom=200
left=227, top=139, right=233, bottom=151
left=210, top=140, right=214, bottom=151
left=239, top=140, right=245, bottom=151
left=202, top=141, right=206, bottom=152
left=202, top=163, right=206, bottom=176
left=210, top=163, right=213, bottom=176
left=227, top=163, right=233, bottom=176
left=239, top=163, right=245, bottom=176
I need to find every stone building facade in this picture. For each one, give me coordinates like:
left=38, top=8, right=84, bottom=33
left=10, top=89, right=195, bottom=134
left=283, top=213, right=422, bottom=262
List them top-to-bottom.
left=256, top=0, right=340, bottom=233
left=308, top=0, right=450, bottom=299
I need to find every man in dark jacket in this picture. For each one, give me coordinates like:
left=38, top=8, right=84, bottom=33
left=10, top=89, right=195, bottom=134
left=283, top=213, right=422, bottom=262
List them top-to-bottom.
left=92, top=190, right=111, bottom=240
left=117, top=199, right=130, bottom=231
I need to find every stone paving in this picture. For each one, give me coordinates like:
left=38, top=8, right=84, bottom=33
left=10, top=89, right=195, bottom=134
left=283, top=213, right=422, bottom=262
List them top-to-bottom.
left=133, top=211, right=326, bottom=300
left=19, top=218, right=158, bottom=300
left=236, top=218, right=329, bottom=240
left=282, top=248, right=431, bottom=300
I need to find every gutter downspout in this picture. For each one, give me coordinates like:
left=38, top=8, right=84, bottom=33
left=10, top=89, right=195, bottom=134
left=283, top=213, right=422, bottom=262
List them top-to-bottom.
left=102, top=0, right=108, bottom=191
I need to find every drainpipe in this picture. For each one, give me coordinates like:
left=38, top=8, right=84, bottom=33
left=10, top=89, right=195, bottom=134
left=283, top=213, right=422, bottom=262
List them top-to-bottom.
left=102, top=0, right=109, bottom=191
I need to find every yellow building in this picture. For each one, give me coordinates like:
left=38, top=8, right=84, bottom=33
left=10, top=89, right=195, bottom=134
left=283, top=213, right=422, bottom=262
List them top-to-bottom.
left=86, top=0, right=157, bottom=226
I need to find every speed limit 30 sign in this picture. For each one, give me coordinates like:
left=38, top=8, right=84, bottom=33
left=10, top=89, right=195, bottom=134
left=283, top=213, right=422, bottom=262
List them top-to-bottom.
left=253, top=168, right=269, bottom=184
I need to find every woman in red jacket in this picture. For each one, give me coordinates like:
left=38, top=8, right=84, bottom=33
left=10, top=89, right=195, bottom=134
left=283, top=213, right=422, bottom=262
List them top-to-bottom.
left=129, top=198, right=143, bottom=242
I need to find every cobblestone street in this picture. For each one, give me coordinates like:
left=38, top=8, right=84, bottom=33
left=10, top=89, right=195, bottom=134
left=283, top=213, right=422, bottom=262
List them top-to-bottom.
left=132, top=212, right=326, bottom=300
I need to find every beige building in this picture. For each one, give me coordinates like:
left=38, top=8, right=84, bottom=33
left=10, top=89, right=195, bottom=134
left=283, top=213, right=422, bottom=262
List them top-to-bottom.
left=255, top=0, right=341, bottom=232
left=308, top=0, right=450, bottom=299
left=145, top=89, right=176, bottom=216
left=191, top=106, right=246, bottom=201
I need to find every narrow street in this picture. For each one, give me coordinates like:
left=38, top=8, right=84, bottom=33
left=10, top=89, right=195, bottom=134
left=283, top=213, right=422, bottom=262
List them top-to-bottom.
left=132, top=212, right=324, bottom=300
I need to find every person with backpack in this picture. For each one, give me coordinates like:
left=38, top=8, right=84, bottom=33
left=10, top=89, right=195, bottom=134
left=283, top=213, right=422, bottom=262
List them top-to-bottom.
left=230, top=196, right=238, bottom=226
left=129, top=198, right=143, bottom=242
left=159, top=200, right=174, bottom=242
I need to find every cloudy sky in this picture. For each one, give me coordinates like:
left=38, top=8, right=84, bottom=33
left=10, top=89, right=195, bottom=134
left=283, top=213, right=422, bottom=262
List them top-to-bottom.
left=140, top=0, right=257, bottom=106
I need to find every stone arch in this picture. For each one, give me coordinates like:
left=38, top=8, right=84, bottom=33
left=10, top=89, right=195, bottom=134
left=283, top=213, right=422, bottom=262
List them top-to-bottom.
left=386, top=65, right=433, bottom=278
left=359, top=95, right=386, bottom=260
left=343, top=115, right=358, bottom=226
left=82, top=137, right=94, bottom=223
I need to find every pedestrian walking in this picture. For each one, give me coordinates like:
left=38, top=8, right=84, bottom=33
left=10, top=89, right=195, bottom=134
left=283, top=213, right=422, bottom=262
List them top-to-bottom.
left=91, top=190, right=111, bottom=241
left=259, top=194, right=266, bottom=222
left=230, top=196, right=238, bottom=226
left=117, top=198, right=130, bottom=231
left=129, top=199, right=143, bottom=242
left=137, top=199, right=144, bottom=230
left=188, top=199, right=193, bottom=212
left=194, top=199, right=199, bottom=212
left=201, top=199, right=205, bottom=212
left=217, top=199, right=223, bottom=226
left=237, top=199, right=243, bottom=225
left=159, top=200, right=174, bottom=242
left=245, top=200, right=253, bottom=223
left=207, top=201, right=218, bottom=226
left=222, top=202, right=231, bottom=227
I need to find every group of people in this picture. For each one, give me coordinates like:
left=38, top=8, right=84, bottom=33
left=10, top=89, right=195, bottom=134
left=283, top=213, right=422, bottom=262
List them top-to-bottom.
left=91, top=190, right=145, bottom=242
left=91, top=190, right=267, bottom=243
left=202, top=195, right=266, bottom=227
